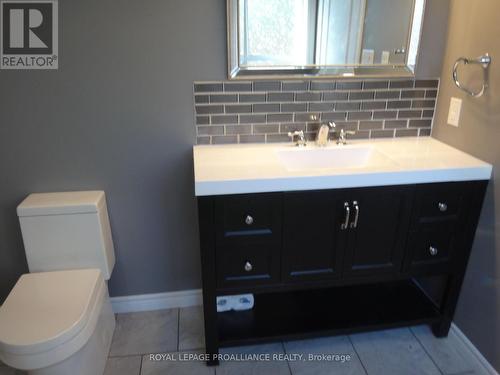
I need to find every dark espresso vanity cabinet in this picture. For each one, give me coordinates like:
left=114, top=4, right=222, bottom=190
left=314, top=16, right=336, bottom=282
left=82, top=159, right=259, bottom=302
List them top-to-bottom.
left=197, top=181, right=488, bottom=365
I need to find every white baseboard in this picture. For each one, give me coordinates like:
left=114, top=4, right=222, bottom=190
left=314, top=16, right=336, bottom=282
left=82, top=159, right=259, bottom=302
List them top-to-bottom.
left=110, top=289, right=202, bottom=314
left=451, top=323, right=499, bottom=375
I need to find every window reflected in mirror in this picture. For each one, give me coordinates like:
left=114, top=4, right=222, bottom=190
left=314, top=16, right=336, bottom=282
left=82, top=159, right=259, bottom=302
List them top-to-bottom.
left=228, top=0, right=426, bottom=79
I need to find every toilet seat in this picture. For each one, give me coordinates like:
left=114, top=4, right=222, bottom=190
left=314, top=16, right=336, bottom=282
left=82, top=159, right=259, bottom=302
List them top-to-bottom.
left=0, top=269, right=105, bottom=370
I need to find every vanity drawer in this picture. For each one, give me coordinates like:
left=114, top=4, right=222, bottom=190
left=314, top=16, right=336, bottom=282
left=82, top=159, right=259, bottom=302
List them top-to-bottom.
left=412, top=183, right=469, bottom=223
left=215, top=193, right=282, bottom=244
left=406, top=221, right=458, bottom=271
left=216, top=244, right=280, bottom=288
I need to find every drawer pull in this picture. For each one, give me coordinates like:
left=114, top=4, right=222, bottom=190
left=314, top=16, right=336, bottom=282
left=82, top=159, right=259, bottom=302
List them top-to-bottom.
left=350, top=201, right=360, bottom=229
left=341, top=202, right=351, bottom=230
left=438, top=202, right=448, bottom=212
left=245, top=215, right=254, bottom=225
left=429, top=246, right=438, bottom=256
left=244, top=261, right=253, bottom=272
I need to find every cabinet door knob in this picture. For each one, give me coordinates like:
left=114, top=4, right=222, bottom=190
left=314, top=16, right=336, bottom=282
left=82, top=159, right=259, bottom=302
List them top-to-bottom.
left=438, top=202, right=448, bottom=212
left=245, top=215, right=254, bottom=225
left=429, top=246, right=438, bottom=256
left=244, top=261, right=253, bottom=272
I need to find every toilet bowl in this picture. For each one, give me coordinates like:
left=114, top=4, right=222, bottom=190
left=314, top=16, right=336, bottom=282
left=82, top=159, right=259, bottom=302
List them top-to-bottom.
left=0, top=191, right=117, bottom=375
left=0, top=269, right=115, bottom=375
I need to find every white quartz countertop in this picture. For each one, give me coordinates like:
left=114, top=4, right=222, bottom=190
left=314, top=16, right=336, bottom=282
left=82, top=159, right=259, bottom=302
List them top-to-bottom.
left=193, top=137, right=492, bottom=196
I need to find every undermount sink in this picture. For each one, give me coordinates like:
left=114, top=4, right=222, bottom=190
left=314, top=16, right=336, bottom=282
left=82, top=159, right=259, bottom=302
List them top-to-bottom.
left=276, top=145, right=396, bottom=171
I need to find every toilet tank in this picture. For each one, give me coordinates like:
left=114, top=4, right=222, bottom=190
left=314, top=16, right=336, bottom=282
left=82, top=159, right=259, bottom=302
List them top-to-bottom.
left=17, top=191, right=115, bottom=280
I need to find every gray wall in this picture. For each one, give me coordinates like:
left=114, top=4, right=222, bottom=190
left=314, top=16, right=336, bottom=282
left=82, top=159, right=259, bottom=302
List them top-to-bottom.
left=0, top=0, right=448, bottom=302
left=0, top=0, right=227, bottom=301
left=414, top=0, right=450, bottom=78
left=432, top=0, right=500, bottom=370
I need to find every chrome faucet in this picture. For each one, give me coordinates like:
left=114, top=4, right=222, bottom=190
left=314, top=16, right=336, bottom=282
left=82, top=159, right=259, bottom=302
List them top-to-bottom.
left=316, top=122, right=335, bottom=146
left=337, top=129, right=356, bottom=145
left=288, top=130, right=307, bottom=147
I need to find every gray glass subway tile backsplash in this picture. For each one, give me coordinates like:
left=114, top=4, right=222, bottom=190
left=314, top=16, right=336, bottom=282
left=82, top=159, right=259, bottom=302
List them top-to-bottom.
left=193, top=79, right=439, bottom=145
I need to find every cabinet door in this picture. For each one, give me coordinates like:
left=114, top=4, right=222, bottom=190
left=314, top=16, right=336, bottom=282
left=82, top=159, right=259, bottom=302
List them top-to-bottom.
left=343, top=186, right=414, bottom=277
left=282, top=190, right=348, bottom=282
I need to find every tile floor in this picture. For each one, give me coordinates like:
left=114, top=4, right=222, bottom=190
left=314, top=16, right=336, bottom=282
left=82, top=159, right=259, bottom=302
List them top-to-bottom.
left=0, top=306, right=491, bottom=375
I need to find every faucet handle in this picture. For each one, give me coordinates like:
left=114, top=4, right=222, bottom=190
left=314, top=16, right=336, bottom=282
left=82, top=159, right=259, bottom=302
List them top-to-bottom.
left=337, top=129, right=356, bottom=145
left=287, top=130, right=304, bottom=138
left=288, top=130, right=306, bottom=147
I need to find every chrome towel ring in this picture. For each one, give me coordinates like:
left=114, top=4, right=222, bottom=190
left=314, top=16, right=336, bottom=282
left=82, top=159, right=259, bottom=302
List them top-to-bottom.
left=453, top=53, right=492, bottom=97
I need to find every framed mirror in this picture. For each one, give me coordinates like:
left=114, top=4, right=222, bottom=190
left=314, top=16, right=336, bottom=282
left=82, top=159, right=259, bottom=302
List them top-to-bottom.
left=227, top=0, right=426, bottom=79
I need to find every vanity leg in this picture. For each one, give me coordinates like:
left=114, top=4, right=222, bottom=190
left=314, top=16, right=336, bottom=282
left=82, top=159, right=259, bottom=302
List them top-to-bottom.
left=432, top=182, right=487, bottom=339
left=198, top=197, right=220, bottom=366
left=431, top=274, right=462, bottom=338
left=202, top=288, right=220, bottom=366
left=431, top=319, right=452, bottom=337
left=206, top=355, right=220, bottom=367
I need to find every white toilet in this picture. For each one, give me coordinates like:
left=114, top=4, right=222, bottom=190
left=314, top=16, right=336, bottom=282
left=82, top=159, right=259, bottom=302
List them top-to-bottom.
left=0, top=191, right=116, bottom=375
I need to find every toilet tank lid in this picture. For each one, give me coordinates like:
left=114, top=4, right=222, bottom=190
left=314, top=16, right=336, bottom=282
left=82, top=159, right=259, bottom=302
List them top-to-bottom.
left=17, top=191, right=106, bottom=217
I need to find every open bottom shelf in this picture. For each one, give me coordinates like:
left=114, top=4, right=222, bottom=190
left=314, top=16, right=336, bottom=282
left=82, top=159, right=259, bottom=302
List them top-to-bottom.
left=217, top=279, right=441, bottom=347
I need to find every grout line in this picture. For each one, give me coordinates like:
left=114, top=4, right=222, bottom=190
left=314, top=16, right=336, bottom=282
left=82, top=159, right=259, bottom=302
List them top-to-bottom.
left=194, top=89, right=436, bottom=98
left=176, top=308, right=180, bottom=352
left=409, top=327, right=445, bottom=375
left=347, top=335, right=369, bottom=375
left=281, top=341, right=294, bottom=375
left=108, top=354, right=144, bottom=359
